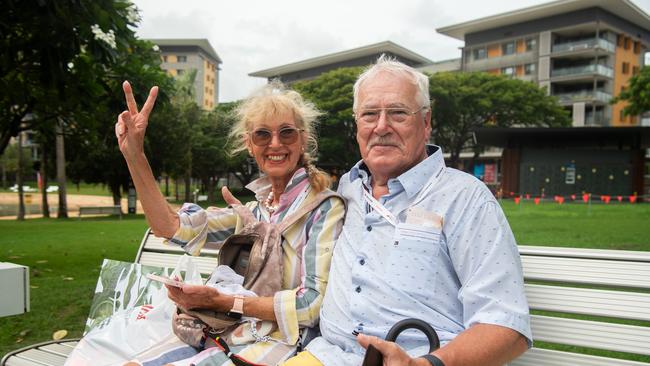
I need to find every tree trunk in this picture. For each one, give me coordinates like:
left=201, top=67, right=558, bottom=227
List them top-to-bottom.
left=56, top=120, right=68, bottom=218
left=17, top=132, right=25, bottom=221
left=41, top=146, right=50, bottom=218
left=1, top=162, right=6, bottom=189
left=184, top=174, right=191, bottom=203
left=164, top=175, right=169, bottom=197
left=174, top=177, right=179, bottom=201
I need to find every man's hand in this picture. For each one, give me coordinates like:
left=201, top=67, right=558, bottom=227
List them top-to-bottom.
left=115, top=81, right=158, bottom=162
left=166, top=283, right=229, bottom=312
left=357, top=334, right=430, bottom=366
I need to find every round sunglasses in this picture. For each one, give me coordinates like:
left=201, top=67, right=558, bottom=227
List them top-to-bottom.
left=250, top=127, right=303, bottom=146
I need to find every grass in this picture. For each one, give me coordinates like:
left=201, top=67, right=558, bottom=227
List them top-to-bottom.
left=501, top=199, right=650, bottom=251
left=0, top=200, right=649, bottom=358
left=0, top=216, right=148, bottom=356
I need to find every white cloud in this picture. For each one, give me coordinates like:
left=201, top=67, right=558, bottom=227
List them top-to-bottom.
left=132, top=0, right=650, bottom=102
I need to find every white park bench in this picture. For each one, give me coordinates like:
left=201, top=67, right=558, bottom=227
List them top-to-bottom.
left=77, top=205, right=123, bottom=219
left=2, top=239, right=649, bottom=365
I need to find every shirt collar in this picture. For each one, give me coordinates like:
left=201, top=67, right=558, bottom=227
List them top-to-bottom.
left=349, top=145, right=445, bottom=198
left=245, top=167, right=309, bottom=202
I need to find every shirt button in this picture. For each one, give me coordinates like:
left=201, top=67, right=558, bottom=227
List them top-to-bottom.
left=366, top=226, right=372, bottom=232
left=359, top=258, right=365, bottom=265
left=355, top=286, right=362, bottom=293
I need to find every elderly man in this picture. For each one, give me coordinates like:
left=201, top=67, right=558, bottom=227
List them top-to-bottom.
left=283, top=56, right=531, bottom=366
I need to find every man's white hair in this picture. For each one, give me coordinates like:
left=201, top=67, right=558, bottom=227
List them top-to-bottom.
left=352, top=54, right=430, bottom=112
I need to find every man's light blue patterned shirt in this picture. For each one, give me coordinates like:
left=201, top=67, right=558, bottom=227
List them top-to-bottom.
left=307, top=145, right=532, bottom=365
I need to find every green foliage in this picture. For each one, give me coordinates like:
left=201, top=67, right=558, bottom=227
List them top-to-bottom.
left=0, top=0, right=146, bottom=154
left=64, top=39, right=174, bottom=204
left=611, top=66, right=650, bottom=115
left=293, top=67, right=364, bottom=172
left=429, top=72, right=571, bottom=167
left=0, top=143, right=33, bottom=177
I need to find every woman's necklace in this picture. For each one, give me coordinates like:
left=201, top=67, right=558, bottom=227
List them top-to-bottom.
left=263, top=190, right=279, bottom=214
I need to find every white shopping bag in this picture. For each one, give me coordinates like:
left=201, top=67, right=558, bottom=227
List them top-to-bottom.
left=65, top=255, right=203, bottom=366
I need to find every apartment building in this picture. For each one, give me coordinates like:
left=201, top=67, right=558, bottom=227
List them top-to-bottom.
left=437, top=0, right=650, bottom=127
left=148, top=39, right=222, bottom=110
left=249, top=41, right=432, bottom=85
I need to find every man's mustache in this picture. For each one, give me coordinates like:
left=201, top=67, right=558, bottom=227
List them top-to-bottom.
left=367, top=136, right=401, bottom=150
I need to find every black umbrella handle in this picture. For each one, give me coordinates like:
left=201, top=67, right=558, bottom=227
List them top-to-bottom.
left=361, top=318, right=440, bottom=366
left=385, top=318, right=440, bottom=352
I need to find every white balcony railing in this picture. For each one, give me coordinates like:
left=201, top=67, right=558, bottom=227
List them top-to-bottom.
left=552, top=38, right=616, bottom=53
left=551, top=64, right=613, bottom=78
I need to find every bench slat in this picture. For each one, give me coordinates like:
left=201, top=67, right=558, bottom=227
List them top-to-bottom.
left=142, top=234, right=220, bottom=257
left=519, top=246, right=650, bottom=262
left=138, top=252, right=218, bottom=276
left=521, top=256, right=650, bottom=289
left=525, top=284, right=650, bottom=321
left=531, top=315, right=650, bottom=356
left=33, top=344, right=73, bottom=358
left=511, top=347, right=650, bottom=366
left=9, top=349, right=66, bottom=366
left=5, top=357, right=50, bottom=366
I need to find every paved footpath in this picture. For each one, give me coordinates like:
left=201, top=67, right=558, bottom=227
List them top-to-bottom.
left=0, top=192, right=181, bottom=220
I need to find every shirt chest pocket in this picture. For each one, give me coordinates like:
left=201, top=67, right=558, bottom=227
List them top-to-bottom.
left=386, top=223, right=442, bottom=295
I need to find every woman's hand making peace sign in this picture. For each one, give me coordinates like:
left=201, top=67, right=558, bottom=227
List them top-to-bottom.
left=115, top=81, right=158, bottom=162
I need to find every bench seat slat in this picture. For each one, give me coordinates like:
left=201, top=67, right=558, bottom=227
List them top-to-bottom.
left=519, top=246, right=650, bottom=262
left=138, top=252, right=218, bottom=276
left=522, top=256, right=650, bottom=289
left=525, top=284, right=650, bottom=321
left=531, top=315, right=650, bottom=356
left=33, top=345, right=73, bottom=358
left=511, top=347, right=650, bottom=366
left=9, top=349, right=66, bottom=366
left=5, top=357, right=52, bottom=366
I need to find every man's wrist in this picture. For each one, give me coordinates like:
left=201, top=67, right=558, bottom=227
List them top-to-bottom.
left=419, top=354, right=445, bottom=366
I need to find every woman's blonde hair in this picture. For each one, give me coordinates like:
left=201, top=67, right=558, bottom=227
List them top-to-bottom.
left=228, top=80, right=331, bottom=192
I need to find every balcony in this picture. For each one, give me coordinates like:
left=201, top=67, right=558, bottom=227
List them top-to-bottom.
left=552, top=38, right=616, bottom=53
left=551, top=64, right=613, bottom=78
left=554, top=91, right=612, bottom=104
left=585, top=115, right=610, bottom=126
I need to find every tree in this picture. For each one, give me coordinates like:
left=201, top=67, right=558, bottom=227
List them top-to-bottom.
left=0, top=0, right=145, bottom=155
left=65, top=39, right=174, bottom=206
left=611, top=66, right=650, bottom=116
left=293, top=67, right=363, bottom=173
left=429, top=72, right=570, bottom=168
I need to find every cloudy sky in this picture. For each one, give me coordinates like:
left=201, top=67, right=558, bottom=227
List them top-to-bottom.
left=132, top=0, right=650, bottom=102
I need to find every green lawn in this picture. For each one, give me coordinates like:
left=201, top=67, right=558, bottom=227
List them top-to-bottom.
left=501, top=200, right=650, bottom=251
left=0, top=202, right=649, bottom=357
left=0, top=216, right=148, bottom=356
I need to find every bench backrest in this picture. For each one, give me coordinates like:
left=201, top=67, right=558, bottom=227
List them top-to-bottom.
left=135, top=228, right=219, bottom=276
left=511, top=245, right=650, bottom=366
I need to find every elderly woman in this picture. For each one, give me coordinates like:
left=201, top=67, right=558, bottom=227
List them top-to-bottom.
left=115, top=80, right=345, bottom=365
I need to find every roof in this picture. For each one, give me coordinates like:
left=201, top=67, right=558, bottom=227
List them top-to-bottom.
left=437, top=0, right=650, bottom=41
left=147, top=38, right=222, bottom=64
left=249, top=40, right=432, bottom=78
left=475, top=126, right=650, bottom=148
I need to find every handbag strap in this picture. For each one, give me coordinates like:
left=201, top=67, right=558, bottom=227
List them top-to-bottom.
left=276, top=190, right=345, bottom=233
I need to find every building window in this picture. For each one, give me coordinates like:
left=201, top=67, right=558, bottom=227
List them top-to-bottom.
left=624, top=37, right=631, bottom=50
left=525, top=38, right=536, bottom=52
left=502, top=41, right=515, bottom=55
left=634, top=41, right=641, bottom=54
left=473, top=47, right=487, bottom=60
left=162, top=55, right=168, bottom=62
left=177, top=55, right=187, bottom=63
left=622, top=62, right=630, bottom=74
left=524, top=63, right=536, bottom=75
left=501, top=66, right=516, bottom=76
left=633, top=66, right=640, bottom=75
left=177, top=69, right=184, bottom=75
